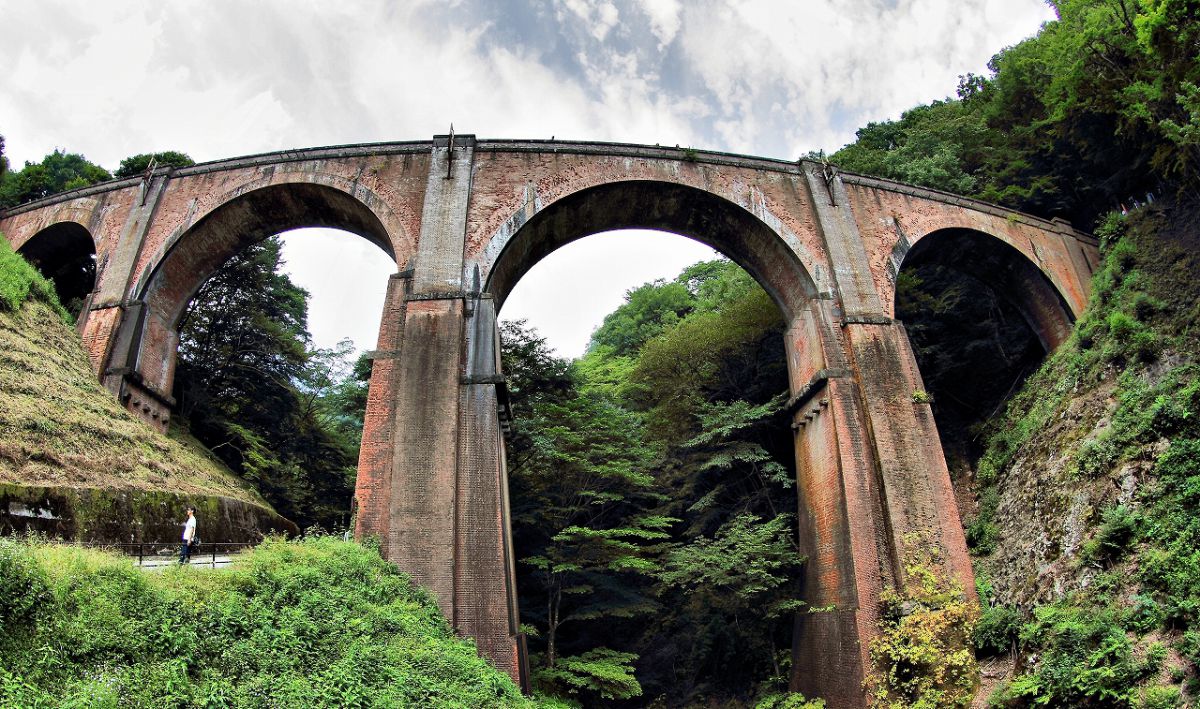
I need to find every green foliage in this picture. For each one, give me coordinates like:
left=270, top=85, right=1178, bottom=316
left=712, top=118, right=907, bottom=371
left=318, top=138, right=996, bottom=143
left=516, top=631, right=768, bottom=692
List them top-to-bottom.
left=830, top=0, right=1200, bottom=227
left=0, top=149, right=111, bottom=208
left=113, top=151, right=195, bottom=178
left=968, top=202, right=1200, bottom=701
left=0, top=236, right=70, bottom=321
left=174, top=237, right=361, bottom=529
left=503, top=260, right=802, bottom=705
left=589, top=279, right=694, bottom=357
left=1081, top=505, right=1138, bottom=564
left=659, top=512, right=803, bottom=607
left=0, top=537, right=537, bottom=707
left=866, top=537, right=979, bottom=709
left=0, top=538, right=50, bottom=630
left=974, top=603, right=1022, bottom=657
left=992, top=603, right=1152, bottom=706
left=533, top=648, right=642, bottom=701
left=754, top=692, right=826, bottom=709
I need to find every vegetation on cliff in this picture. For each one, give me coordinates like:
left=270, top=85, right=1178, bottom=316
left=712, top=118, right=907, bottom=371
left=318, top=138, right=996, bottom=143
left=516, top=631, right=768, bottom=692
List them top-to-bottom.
left=822, top=0, right=1200, bottom=704
left=964, top=203, right=1200, bottom=705
left=0, top=237, right=272, bottom=511
left=0, top=535, right=540, bottom=708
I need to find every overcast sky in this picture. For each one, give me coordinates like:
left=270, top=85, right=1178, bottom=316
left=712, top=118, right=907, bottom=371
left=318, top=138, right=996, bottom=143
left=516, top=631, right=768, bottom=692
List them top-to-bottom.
left=2, top=0, right=1055, bottom=358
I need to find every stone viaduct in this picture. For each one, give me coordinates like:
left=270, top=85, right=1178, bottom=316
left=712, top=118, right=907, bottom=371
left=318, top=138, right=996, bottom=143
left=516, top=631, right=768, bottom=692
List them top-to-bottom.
left=0, top=136, right=1098, bottom=707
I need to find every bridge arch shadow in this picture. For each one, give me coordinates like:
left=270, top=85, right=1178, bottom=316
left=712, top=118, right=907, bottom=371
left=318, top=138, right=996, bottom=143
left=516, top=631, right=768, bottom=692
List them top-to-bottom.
left=18, top=221, right=97, bottom=317
left=891, top=227, right=1075, bottom=475
left=896, top=227, right=1076, bottom=352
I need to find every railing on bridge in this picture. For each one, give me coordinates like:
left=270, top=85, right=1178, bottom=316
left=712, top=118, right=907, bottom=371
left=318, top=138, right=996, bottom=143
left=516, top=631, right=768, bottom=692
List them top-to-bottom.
left=80, top=541, right=256, bottom=569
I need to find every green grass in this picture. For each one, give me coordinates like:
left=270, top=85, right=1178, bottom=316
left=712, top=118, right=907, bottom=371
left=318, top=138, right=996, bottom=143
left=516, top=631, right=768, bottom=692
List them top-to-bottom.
left=0, top=236, right=268, bottom=507
left=0, top=236, right=68, bottom=320
left=0, top=536, right=542, bottom=708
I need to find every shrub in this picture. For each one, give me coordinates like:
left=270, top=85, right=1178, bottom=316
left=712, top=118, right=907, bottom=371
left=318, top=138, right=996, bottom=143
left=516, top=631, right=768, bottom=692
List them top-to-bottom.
left=866, top=536, right=979, bottom=708
left=0, top=537, right=537, bottom=708
left=974, top=604, right=1021, bottom=657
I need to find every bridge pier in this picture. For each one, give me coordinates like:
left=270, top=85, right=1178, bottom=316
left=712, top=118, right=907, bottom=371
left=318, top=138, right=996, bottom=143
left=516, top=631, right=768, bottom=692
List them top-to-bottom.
left=353, top=135, right=525, bottom=684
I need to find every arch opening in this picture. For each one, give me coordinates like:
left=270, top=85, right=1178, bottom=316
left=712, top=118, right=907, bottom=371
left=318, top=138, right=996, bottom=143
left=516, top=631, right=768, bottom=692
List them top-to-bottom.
left=485, top=180, right=818, bottom=323
left=142, top=182, right=395, bottom=331
left=488, top=183, right=817, bottom=704
left=128, top=184, right=397, bottom=531
left=18, top=222, right=96, bottom=318
left=894, top=228, right=1075, bottom=474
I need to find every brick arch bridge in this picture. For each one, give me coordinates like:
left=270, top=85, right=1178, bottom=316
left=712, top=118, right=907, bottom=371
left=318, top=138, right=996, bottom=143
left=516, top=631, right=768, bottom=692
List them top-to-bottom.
left=0, top=136, right=1098, bottom=707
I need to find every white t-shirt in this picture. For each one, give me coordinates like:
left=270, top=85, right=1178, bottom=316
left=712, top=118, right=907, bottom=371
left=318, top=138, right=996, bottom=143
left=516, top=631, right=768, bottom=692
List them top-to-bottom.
left=183, top=516, right=197, bottom=542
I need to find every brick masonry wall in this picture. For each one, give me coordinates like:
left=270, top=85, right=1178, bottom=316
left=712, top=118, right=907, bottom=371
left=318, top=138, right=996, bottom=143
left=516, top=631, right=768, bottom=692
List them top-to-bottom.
left=0, top=141, right=1103, bottom=706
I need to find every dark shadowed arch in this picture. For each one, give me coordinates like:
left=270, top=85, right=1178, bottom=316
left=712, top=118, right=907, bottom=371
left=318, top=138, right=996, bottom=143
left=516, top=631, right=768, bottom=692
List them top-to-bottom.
left=485, top=180, right=817, bottom=322
left=18, top=222, right=97, bottom=312
left=899, top=228, right=1076, bottom=352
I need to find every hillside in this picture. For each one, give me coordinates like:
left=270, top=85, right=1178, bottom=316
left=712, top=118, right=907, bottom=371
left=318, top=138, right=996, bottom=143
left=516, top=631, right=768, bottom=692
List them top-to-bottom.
left=966, top=200, right=1200, bottom=705
left=0, top=238, right=293, bottom=541
left=0, top=536, right=543, bottom=707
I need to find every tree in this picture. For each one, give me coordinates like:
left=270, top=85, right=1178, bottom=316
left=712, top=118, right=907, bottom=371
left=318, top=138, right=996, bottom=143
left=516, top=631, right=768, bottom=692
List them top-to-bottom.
left=0, top=150, right=111, bottom=208
left=114, top=151, right=195, bottom=178
left=174, top=237, right=360, bottom=529
left=589, top=279, right=694, bottom=357
left=502, top=320, right=670, bottom=703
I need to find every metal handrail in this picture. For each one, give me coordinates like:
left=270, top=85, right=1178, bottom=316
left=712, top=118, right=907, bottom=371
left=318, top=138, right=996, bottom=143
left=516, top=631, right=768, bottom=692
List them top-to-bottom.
left=79, top=541, right=256, bottom=568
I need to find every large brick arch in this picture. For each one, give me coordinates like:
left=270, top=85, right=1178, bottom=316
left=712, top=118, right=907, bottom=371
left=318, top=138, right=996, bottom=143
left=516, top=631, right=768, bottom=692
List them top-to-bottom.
left=482, top=179, right=818, bottom=320
left=137, top=180, right=397, bottom=329
left=121, top=181, right=400, bottom=426
left=893, top=227, right=1076, bottom=351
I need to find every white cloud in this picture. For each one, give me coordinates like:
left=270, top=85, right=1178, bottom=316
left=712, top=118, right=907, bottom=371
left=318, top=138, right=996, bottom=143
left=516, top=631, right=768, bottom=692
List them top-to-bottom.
left=0, top=0, right=1055, bottom=354
left=637, top=0, right=682, bottom=47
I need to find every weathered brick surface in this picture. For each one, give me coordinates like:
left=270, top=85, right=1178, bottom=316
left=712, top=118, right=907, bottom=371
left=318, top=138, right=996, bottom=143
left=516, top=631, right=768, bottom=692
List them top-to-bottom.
left=0, top=140, right=1102, bottom=706
left=842, top=179, right=1095, bottom=319
left=354, top=273, right=409, bottom=552
left=386, top=297, right=465, bottom=617
left=455, top=297, right=521, bottom=678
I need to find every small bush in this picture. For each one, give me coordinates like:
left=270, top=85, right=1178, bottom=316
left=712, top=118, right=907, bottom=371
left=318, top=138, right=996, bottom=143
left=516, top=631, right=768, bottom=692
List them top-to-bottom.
left=1083, top=505, right=1139, bottom=564
left=866, top=536, right=979, bottom=708
left=974, top=604, right=1021, bottom=657
left=1140, top=685, right=1181, bottom=709
left=756, top=692, right=827, bottom=708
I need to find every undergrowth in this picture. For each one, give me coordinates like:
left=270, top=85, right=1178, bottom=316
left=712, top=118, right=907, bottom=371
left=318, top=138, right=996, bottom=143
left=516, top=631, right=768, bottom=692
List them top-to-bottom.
left=967, top=202, right=1200, bottom=706
left=0, top=234, right=68, bottom=321
left=867, top=533, right=979, bottom=708
left=0, top=535, right=544, bottom=708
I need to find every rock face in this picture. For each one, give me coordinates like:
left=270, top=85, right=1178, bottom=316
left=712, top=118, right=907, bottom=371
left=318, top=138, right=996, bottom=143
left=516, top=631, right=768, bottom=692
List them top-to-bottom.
left=0, top=484, right=296, bottom=543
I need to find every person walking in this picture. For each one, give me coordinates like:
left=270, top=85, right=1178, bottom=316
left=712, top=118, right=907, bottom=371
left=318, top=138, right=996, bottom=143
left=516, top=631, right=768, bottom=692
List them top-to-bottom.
left=179, top=507, right=197, bottom=564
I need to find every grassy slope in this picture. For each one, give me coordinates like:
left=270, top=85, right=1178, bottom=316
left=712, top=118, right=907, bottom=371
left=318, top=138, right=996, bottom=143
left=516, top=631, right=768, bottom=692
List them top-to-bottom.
left=967, top=201, right=1200, bottom=706
left=0, top=240, right=268, bottom=507
left=0, top=536, right=544, bottom=708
